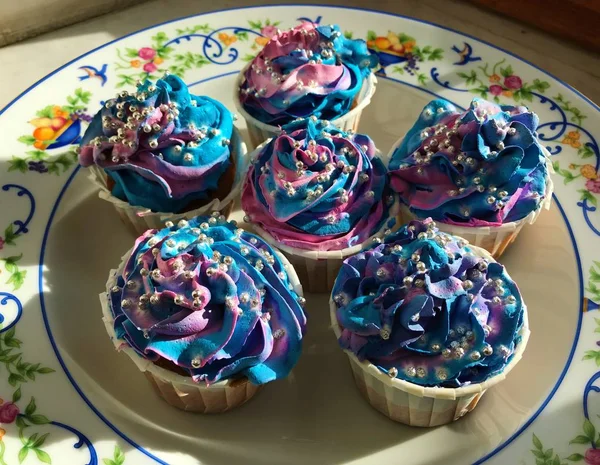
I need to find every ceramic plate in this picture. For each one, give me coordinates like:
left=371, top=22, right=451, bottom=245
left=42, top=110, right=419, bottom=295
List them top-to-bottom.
left=0, top=5, right=597, bottom=465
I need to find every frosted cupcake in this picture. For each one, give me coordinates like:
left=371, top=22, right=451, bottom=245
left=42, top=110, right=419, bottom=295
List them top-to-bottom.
left=234, top=22, right=378, bottom=148
left=79, top=75, right=247, bottom=234
left=388, top=98, right=553, bottom=257
left=242, top=118, right=398, bottom=292
left=101, top=214, right=307, bottom=413
left=330, top=218, right=529, bottom=426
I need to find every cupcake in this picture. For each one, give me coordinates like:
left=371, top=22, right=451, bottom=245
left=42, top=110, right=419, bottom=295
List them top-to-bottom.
left=234, top=22, right=378, bottom=148
left=79, top=75, right=247, bottom=234
left=388, top=98, right=553, bottom=257
left=242, top=118, right=398, bottom=293
left=100, top=214, right=307, bottom=413
left=330, top=219, right=529, bottom=427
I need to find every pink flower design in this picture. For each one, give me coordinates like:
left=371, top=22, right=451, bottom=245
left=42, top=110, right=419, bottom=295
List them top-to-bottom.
left=261, top=25, right=278, bottom=38
left=138, top=47, right=157, bottom=60
left=143, top=62, right=158, bottom=73
left=504, top=75, right=523, bottom=90
left=489, top=85, right=503, bottom=96
left=586, top=178, right=600, bottom=194
left=0, top=237, right=4, bottom=250
left=0, top=403, right=19, bottom=423
left=585, top=448, right=600, bottom=465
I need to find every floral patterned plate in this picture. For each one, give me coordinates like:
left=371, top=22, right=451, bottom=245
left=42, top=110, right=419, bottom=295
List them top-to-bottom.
left=0, top=5, right=598, bottom=465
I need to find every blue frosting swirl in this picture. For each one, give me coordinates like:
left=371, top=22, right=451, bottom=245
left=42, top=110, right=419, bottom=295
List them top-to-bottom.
left=238, top=22, right=377, bottom=125
left=79, top=75, right=234, bottom=213
left=388, top=98, right=549, bottom=226
left=242, top=118, right=395, bottom=251
left=107, top=214, right=307, bottom=385
left=332, top=218, right=526, bottom=387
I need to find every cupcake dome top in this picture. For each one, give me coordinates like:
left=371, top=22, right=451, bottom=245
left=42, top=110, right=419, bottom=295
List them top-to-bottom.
left=238, top=22, right=377, bottom=125
left=79, top=75, right=234, bottom=213
left=388, top=98, right=549, bottom=226
left=242, top=117, right=396, bottom=251
left=106, top=214, right=307, bottom=385
left=332, top=219, right=526, bottom=387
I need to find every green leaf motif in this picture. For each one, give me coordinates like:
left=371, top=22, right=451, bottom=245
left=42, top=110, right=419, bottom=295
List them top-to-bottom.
left=248, top=20, right=262, bottom=30
left=367, top=30, right=377, bottom=41
left=344, top=31, right=353, bottom=39
left=125, top=47, right=139, bottom=58
left=428, top=48, right=444, bottom=61
left=500, top=64, right=513, bottom=77
left=36, top=106, right=55, bottom=119
left=17, top=135, right=37, bottom=145
left=8, top=157, right=29, bottom=173
left=4, top=224, right=17, bottom=245
left=36, top=367, right=55, bottom=374
left=13, top=387, right=21, bottom=402
left=25, top=397, right=36, bottom=416
left=28, top=414, right=50, bottom=425
left=584, top=419, right=596, bottom=441
left=32, top=433, right=49, bottom=448
left=532, top=433, right=543, bottom=450
left=570, top=434, right=591, bottom=445
left=114, top=445, right=125, bottom=465
left=18, top=447, right=28, bottom=463
left=34, top=449, right=52, bottom=464
left=531, top=449, right=545, bottom=459
left=565, top=453, right=584, bottom=461
left=103, top=460, right=117, bottom=465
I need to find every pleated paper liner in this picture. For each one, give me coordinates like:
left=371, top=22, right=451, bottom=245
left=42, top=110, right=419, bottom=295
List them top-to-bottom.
left=233, top=63, right=377, bottom=149
left=87, top=127, right=248, bottom=236
left=387, top=138, right=555, bottom=258
left=246, top=197, right=400, bottom=293
left=100, top=245, right=303, bottom=413
left=329, top=245, right=530, bottom=427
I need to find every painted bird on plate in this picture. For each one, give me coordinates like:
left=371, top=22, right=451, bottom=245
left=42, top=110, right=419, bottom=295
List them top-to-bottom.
left=451, top=43, right=481, bottom=66
left=78, top=64, right=108, bottom=86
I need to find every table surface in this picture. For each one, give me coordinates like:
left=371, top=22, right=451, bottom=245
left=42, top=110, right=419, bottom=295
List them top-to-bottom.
left=1, top=0, right=599, bottom=110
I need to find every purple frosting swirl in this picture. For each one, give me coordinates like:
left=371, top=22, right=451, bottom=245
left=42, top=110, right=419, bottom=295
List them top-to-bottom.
left=238, top=22, right=377, bottom=125
left=388, top=98, right=549, bottom=227
left=241, top=118, right=396, bottom=251
left=107, top=214, right=307, bottom=385
left=332, top=218, right=526, bottom=387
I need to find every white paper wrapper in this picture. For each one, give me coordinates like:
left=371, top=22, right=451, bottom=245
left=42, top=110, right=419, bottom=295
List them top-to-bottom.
left=233, top=63, right=377, bottom=149
left=87, top=127, right=248, bottom=236
left=388, top=138, right=555, bottom=258
left=100, top=245, right=303, bottom=413
left=329, top=245, right=530, bottom=427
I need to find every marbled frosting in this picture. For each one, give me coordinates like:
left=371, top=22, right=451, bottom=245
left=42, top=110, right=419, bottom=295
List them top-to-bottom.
left=238, top=22, right=377, bottom=125
left=79, top=75, right=234, bottom=213
left=388, top=98, right=549, bottom=227
left=242, top=118, right=396, bottom=251
left=107, top=214, right=307, bottom=385
left=332, top=218, right=526, bottom=387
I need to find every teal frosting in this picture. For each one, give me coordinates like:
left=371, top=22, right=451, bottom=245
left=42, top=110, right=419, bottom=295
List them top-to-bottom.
left=79, top=75, right=235, bottom=213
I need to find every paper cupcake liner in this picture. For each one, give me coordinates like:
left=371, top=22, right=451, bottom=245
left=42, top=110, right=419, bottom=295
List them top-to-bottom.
left=233, top=64, right=377, bottom=149
left=87, top=127, right=248, bottom=236
left=388, top=139, right=555, bottom=258
left=247, top=197, right=400, bottom=293
left=329, top=244, right=530, bottom=427
left=100, top=245, right=303, bottom=413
